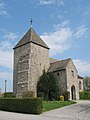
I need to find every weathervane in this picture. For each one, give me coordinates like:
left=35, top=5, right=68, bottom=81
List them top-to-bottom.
left=30, top=18, right=33, bottom=28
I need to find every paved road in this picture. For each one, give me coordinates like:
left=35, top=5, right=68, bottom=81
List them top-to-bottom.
left=0, top=100, right=90, bottom=120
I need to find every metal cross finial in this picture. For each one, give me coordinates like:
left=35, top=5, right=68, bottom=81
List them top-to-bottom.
left=30, top=18, right=33, bottom=28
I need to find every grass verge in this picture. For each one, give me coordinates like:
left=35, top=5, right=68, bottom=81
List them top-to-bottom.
left=42, top=101, right=76, bottom=112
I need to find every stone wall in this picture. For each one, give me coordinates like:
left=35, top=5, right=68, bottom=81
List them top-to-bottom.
left=13, top=42, right=50, bottom=97
left=13, top=43, right=30, bottom=95
left=28, top=43, right=50, bottom=96
left=66, top=60, right=79, bottom=100
left=53, top=70, right=67, bottom=95
left=78, top=78, right=83, bottom=91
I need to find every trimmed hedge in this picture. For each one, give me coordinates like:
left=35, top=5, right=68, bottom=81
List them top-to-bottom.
left=80, top=91, right=90, bottom=100
left=4, top=92, right=15, bottom=98
left=0, top=98, right=42, bottom=114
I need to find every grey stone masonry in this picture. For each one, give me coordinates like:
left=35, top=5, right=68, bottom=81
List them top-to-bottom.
left=13, top=27, right=83, bottom=100
left=13, top=28, right=50, bottom=97
left=28, top=42, right=50, bottom=96
left=13, top=43, right=30, bottom=96
left=66, top=59, right=79, bottom=100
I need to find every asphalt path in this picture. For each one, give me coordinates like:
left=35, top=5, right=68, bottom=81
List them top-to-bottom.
left=0, top=100, right=90, bottom=120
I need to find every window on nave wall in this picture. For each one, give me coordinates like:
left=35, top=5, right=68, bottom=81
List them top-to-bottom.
left=79, top=81, right=82, bottom=90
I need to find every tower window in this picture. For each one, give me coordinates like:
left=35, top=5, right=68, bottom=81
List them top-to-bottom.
left=71, top=71, right=74, bottom=77
left=57, top=72, right=59, bottom=76
left=79, top=81, right=82, bottom=90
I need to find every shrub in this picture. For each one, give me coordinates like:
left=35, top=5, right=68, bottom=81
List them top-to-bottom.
left=22, top=91, right=35, bottom=98
left=63, top=91, right=70, bottom=101
left=80, top=91, right=90, bottom=100
left=4, top=92, right=15, bottom=98
left=37, top=92, right=44, bottom=99
left=0, top=94, right=4, bottom=98
left=60, top=95, right=64, bottom=101
left=0, top=98, right=42, bottom=114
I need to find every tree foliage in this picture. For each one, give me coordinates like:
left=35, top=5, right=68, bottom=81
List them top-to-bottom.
left=37, top=70, right=59, bottom=100
left=83, top=76, right=90, bottom=91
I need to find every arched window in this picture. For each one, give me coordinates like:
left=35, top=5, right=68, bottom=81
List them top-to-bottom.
left=79, top=81, right=82, bottom=90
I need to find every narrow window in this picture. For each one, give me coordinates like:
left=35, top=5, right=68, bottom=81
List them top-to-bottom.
left=71, top=71, right=74, bottom=77
left=57, top=72, right=59, bottom=76
left=79, top=81, right=81, bottom=90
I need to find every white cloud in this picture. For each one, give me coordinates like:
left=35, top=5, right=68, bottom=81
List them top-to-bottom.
left=35, top=0, right=64, bottom=5
left=39, top=0, right=54, bottom=5
left=0, top=2, right=8, bottom=15
left=53, top=20, right=70, bottom=29
left=41, top=22, right=89, bottom=56
left=41, top=26, right=72, bottom=56
left=74, top=26, right=88, bottom=38
left=0, top=30, right=19, bottom=69
left=3, top=32, right=18, bottom=40
left=0, top=41, right=13, bottom=50
left=0, top=50, right=13, bottom=69
left=74, top=59, right=90, bottom=76
left=0, top=72, right=13, bottom=80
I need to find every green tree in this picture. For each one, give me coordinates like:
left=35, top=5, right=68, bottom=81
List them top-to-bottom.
left=37, top=69, right=49, bottom=100
left=37, top=70, right=59, bottom=100
left=48, top=73, right=59, bottom=100
left=83, top=77, right=90, bottom=91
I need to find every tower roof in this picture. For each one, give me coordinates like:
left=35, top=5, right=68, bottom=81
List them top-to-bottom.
left=14, top=28, right=49, bottom=49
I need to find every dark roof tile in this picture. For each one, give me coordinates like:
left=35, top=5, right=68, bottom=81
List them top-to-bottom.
left=14, top=28, right=49, bottom=49
left=48, top=58, right=71, bottom=72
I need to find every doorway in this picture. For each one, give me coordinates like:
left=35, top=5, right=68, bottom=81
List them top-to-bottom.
left=71, top=85, right=76, bottom=100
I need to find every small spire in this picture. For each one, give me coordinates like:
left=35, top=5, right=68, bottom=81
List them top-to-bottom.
left=30, top=18, right=33, bottom=28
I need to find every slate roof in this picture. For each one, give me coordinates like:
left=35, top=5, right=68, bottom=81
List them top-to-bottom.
left=14, top=28, right=49, bottom=49
left=48, top=58, right=71, bottom=73
left=49, top=58, right=59, bottom=63
left=78, top=75, right=83, bottom=79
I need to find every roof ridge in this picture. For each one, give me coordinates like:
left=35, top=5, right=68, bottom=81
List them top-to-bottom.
left=48, top=58, right=72, bottom=73
left=50, top=58, right=71, bottom=64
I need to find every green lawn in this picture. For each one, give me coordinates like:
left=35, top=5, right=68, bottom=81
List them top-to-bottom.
left=42, top=101, right=76, bottom=112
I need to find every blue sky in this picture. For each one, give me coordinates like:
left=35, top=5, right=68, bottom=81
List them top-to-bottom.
left=0, top=0, right=90, bottom=92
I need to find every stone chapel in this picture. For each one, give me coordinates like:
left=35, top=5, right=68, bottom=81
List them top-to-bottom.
left=13, top=27, right=83, bottom=100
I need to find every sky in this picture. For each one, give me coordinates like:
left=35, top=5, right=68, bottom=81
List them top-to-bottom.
left=0, top=0, right=90, bottom=92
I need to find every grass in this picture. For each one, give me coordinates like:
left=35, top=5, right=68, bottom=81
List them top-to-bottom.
left=42, top=101, right=76, bottom=112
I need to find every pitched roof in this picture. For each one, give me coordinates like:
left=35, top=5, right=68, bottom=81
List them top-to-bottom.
left=14, top=28, right=49, bottom=49
left=48, top=58, right=71, bottom=73
left=49, top=58, right=59, bottom=63
left=78, top=75, right=83, bottom=79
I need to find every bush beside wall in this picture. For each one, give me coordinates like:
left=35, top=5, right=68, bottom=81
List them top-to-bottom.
left=63, top=91, right=70, bottom=101
left=80, top=91, right=90, bottom=100
left=4, top=92, right=16, bottom=98
left=0, top=98, right=42, bottom=114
